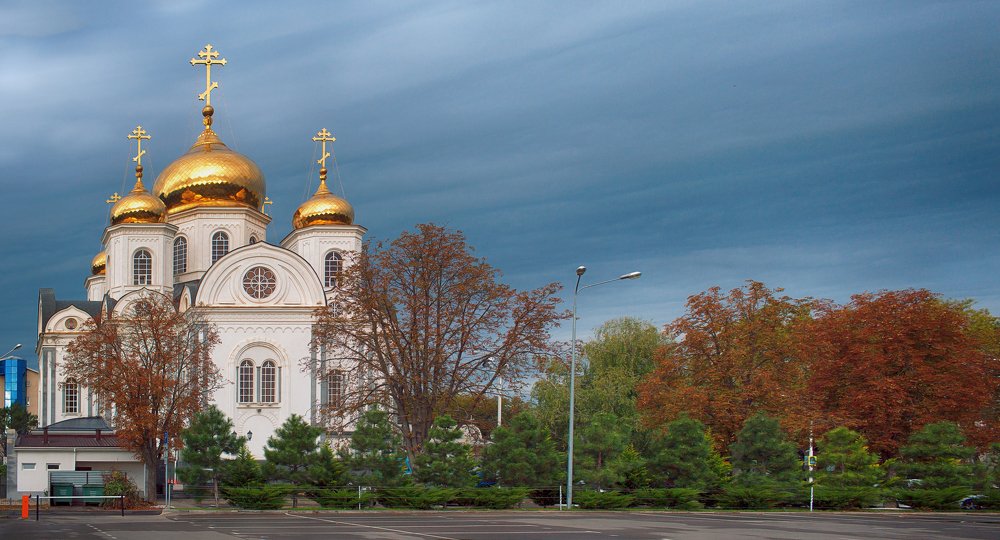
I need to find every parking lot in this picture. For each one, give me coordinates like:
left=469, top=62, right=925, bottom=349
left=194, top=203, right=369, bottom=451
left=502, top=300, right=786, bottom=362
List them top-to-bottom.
left=2, top=510, right=1000, bottom=539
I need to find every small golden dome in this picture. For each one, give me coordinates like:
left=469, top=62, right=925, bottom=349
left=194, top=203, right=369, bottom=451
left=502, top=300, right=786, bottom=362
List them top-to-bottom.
left=152, top=129, right=265, bottom=214
left=111, top=170, right=167, bottom=225
left=292, top=177, right=354, bottom=229
left=91, top=251, right=107, bottom=276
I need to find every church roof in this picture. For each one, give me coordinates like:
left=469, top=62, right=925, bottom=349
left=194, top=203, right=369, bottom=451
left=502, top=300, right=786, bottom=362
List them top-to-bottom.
left=38, top=288, right=103, bottom=332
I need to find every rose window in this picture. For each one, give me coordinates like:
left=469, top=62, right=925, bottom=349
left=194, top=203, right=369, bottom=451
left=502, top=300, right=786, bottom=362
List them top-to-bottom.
left=243, top=266, right=277, bottom=299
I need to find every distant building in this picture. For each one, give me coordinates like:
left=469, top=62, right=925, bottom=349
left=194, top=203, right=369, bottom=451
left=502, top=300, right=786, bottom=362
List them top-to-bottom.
left=0, top=357, right=39, bottom=416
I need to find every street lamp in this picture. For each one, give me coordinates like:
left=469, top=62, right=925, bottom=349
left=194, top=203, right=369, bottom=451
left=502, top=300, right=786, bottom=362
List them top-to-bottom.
left=566, top=267, right=640, bottom=509
left=0, top=343, right=22, bottom=359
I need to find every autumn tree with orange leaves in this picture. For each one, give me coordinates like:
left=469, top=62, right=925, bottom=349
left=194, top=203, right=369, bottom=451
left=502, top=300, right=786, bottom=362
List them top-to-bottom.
left=312, top=223, right=565, bottom=461
left=637, top=281, right=814, bottom=448
left=800, top=289, right=1000, bottom=457
left=66, top=291, right=221, bottom=501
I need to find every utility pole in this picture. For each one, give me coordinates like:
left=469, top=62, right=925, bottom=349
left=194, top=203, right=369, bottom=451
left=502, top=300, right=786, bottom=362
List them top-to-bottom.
left=808, top=422, right=815, bottom=512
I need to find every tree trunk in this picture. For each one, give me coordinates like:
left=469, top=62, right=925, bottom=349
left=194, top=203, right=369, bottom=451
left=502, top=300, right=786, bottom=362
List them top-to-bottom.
left=144, top=453, right=158, bottom=504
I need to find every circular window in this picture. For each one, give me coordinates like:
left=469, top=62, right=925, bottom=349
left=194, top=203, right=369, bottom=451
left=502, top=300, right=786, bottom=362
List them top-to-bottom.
left=243, top=266, right=277, bottom=299
left=65, top=318, right=78, bottom=330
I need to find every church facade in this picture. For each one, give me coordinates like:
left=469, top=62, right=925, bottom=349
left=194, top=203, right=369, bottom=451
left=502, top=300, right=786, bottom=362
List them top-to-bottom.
left=35, top=45, right=360, bottom=457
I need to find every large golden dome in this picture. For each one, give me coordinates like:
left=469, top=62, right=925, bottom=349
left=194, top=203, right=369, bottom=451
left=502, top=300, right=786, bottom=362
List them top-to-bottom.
left=153, top=128, right=265, bottom=214
left=111, top=169, right=167, bottom=225
left=292, top=178, right=354, bottom=229
left=91, top=251, right=107, bottom=276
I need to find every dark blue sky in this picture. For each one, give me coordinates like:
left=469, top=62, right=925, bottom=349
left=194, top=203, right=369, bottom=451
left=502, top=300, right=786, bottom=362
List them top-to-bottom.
left=2, top=1, right=999, bottom=364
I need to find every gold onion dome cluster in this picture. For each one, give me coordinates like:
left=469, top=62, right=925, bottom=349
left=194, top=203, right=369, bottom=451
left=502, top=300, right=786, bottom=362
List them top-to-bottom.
left=152, top=125, right=265, bottom=215
left=110, top=167, right=167, bottom=225
left=292, top=174, right=354, bottom=229
left=91, top=251, right=107, bottom=276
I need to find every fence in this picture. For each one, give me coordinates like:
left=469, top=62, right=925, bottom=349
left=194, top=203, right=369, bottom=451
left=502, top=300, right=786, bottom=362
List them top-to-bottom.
left=17, top=494, right=126, bottom=520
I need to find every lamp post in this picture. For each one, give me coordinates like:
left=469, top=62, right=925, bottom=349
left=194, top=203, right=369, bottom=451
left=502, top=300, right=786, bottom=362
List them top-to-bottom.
left=566, top=267, right=640, bottom=509
left=0, top=343, right=22, bottom=360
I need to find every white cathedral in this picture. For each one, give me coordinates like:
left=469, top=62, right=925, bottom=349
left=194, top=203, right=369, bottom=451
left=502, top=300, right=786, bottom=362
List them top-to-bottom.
left=35, top=45, right=360, bottom=457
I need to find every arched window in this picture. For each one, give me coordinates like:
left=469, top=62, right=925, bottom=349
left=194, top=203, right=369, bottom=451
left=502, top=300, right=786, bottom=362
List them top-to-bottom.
left=211, top=231, right=229, bottom=263
left=249, top=235, right=258, bottom=245
left=173, top=237, right=187, bottom=275
left=133, top=249, right=152, bottom=285
left=324, top=251, right=343, bottom=288
left=238, top=360, right=254, bottom=404
left=260, top=360, right=277, bottom=403
left=327, top=370, right=344, bottom=409
left=63, top=378, right=79, bottom=414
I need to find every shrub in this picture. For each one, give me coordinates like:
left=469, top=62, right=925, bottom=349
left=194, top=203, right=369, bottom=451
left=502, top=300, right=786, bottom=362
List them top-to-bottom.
left=102, top=470, right=144, bottom=508
left=222, top=485, right=292, bottom=510
left=719, top=485, right=783, bottom=509
left=811, top=485, right=883, bottom=510
left=378, top=487, right=457, bottom=509
left=453, top=487, right=530, bottom=509
left=528, top=487, right=561, bottom=507
left=894, top=487, right=972, bottom=510
left=309, top=488, right=375, bottom=509
left=633, top=488, right=703, bottom=509
left=573, top=490, right=635, bottom=509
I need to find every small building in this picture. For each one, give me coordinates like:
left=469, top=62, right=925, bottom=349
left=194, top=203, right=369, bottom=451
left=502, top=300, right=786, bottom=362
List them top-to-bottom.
left=0, top=357, right=39, bottom=416
left=8, top=416, right=146, bottom=498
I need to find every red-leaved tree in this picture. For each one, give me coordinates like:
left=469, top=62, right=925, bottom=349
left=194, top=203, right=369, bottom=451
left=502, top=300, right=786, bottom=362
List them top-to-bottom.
left=637, top=281, right=815, bottom=448
left=800, top=289, right=1000, bottom=457
left=65, top=290, right=221, bottom=501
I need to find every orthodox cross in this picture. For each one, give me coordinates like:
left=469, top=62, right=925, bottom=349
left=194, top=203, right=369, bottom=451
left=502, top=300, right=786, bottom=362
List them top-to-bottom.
left=190, top=44, right=227, bottom=106
left=127, top=125, right=151, bottom=167
left=312, top=128, right=336, bottom=169
left=106, top=193, right=122, bottom=204
left=263, top=196, right=273, bottom=216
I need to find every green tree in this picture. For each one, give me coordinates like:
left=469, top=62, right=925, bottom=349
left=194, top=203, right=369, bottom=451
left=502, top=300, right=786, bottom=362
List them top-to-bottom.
left=0, top=403, right=38, bottom=455
left=177, top=405, right=244, bottom=504
left=346, top=409, right=410, bottom=487
left=480, top=412, right=562, bottom=487
left=576, top=412, right=628, bottom=489
left=730, top=413, right=801, bottom=485
left=262, top=414, right=323, bottom=484
left=413, top=415, right=476, bottom=487
left=649, top=415, right=727, bottom=491
left=898, top=421, right=975, bottom=489
left=811, top=427, right=883, bottom=509
left=815, top=427, right=881, bottom=487
left=221, top=443, right=263, bottom=487
left=307, top=443, right=347, bottom=488
left=607, top=445, right=651, bottom=489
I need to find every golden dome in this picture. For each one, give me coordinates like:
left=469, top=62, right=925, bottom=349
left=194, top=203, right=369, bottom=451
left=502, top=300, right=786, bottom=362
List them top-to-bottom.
left=152, top=128, right=265, bottom=214
left=110, top=169, right=167, bottom=225
left=292, top=177, right=354, bottom=229
left=91, top=251, right=107, bottom=276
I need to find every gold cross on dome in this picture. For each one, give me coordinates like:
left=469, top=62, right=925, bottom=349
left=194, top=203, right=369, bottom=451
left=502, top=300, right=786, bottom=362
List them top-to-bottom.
left=190, top=44, right=227, bottom=106
left=127, top=125, right=151, bottom=167
left=312, top=128, right=336, bottom=168
left=106, top=193, right=122, bottom=204
left=263, top=196, right=273, bottom=215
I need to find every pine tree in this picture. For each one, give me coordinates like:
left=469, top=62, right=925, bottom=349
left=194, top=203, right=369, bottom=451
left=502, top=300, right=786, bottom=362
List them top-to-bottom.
left=177, top=405, right=244, bottom=504
left=346, top=409, right=410, bottom=487
left=480, top=412, right=562, bottom=487
left=577, top=412, right=628, bottom=489
left=730, top=413, right=800, bottom=485
left=262, top=414, right=323, bottom=484
left=413, top=415, right=476, bottom=487
left=650, top=415, right=727, bottom=491
left=898, top=422, right=975, bottom=489
left=815, top=427, right=880, bottom=487
left=222, top=443, right=263, bottom=487
left=307, top=443, right=347, bottom=488
left=608, top=445, right=651, bottom=489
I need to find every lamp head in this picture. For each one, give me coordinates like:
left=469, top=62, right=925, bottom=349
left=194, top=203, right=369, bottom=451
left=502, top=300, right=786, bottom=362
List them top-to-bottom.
left=576, top=266, right=587, bottom=277
left=619, top=271, right=641, bottom=280
left=13, top=343, right=21, bottom=351
left=247, top=430, right=253, bottom=441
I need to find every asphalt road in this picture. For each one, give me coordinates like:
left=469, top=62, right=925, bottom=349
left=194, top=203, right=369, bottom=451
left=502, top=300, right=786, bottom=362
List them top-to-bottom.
left=2, top=510, right=1000, bottom=539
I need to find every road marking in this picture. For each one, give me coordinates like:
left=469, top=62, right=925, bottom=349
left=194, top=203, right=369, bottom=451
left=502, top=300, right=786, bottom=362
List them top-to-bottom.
left=285, top=512, right=460, bottom=540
